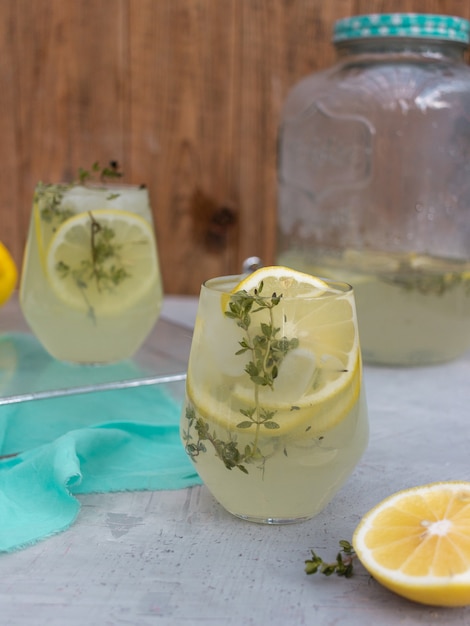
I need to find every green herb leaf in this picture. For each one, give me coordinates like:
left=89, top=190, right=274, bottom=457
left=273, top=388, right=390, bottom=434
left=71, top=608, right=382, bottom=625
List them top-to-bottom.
left=182, top=279, right=301, bottom=476
left=305, top=540, right=356, bottom=578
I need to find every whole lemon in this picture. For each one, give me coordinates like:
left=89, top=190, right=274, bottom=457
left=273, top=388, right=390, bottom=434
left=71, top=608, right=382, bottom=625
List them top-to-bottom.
left=0, top=241, right=17, bottom=306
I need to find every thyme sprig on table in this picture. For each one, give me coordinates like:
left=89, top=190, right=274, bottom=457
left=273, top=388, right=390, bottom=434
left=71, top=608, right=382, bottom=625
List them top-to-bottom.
left=182, top=280, right=299, bottom=475
left=305, top=540, right=356, bottom=578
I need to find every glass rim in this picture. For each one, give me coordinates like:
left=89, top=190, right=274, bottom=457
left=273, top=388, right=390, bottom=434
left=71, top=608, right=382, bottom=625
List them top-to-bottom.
left=35, top=181, right=148, bottom=191
left=202, top=273, right=354, bottom=299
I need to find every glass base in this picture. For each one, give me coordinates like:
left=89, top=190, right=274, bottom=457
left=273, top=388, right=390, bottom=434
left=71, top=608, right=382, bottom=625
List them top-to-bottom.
left=232, top=512, right=314, bottom=525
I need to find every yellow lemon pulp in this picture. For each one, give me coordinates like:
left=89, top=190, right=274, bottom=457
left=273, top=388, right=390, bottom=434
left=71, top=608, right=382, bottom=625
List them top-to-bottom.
left=46, top=209, right=158, bottom=315
left=0, top=242, right=17, bottom=306
left=234, top=265, right=330, bottom=297
left=188, top=266, right=361, bottom=437
left=353, top=481, right=470, bottom=607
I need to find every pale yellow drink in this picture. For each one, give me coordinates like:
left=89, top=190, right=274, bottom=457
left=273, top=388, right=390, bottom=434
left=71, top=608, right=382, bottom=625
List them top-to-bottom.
left=20, top=182, right=162, bottom=363
left=278, top=250, right=470, bottom=366
left=181, top=269, right=368, bottom=523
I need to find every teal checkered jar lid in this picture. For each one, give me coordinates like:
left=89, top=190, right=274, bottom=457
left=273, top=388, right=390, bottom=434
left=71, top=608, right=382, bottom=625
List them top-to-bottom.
left=333, top=13, right=470, bottom=45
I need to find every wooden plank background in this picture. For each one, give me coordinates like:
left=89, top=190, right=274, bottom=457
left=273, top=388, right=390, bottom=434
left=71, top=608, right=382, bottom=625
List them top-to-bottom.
left=1, top=0, right=469, bottom=294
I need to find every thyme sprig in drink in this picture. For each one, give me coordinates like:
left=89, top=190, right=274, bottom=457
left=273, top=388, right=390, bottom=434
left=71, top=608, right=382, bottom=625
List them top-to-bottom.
left=20, top=163, right=162, bottom=363
left=181, top=267, right=368, bottom=523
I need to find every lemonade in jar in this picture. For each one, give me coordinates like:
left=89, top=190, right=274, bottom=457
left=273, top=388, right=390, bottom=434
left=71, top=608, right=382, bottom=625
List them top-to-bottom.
left=20, top=163, right=162, bottom=363
left=279, top=249, right=470, bottom=366
left=180, top=267, right=368, bottom=523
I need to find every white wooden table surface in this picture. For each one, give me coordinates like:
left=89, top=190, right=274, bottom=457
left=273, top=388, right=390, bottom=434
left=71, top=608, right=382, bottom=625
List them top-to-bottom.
left=1, top=295, right=470, bottom=625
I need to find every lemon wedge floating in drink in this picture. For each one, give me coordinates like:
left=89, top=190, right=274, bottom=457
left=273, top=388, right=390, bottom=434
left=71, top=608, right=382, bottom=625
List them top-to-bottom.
left=46, top=209, right=158, bottom=315
left=0, top=241, right=17, bottom=306
left=187, top=266, right=361, bottom=437
left=353, top=481, right=470, bottom=607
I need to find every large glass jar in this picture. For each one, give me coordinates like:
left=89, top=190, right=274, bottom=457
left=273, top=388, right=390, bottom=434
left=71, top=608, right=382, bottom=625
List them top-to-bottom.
left=277, top=13, right=470, bottom=366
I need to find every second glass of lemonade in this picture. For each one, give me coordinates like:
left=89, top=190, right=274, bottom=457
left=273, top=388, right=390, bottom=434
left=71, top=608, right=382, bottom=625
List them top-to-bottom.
left=20, top=179, right=162, bottom=364
left=180, top=267, right=368, bottom=524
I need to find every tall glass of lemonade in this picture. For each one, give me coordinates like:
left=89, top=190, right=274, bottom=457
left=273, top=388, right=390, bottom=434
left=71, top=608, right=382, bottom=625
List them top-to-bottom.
left=20, top=168, right=162, bottom=363
left=180, top=266, right=368, bottom=524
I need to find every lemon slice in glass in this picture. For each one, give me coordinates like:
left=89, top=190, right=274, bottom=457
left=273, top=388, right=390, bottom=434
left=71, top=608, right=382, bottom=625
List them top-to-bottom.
left=46, top=209, right=158, bottom=315
left=235, top=265, right=330, bottom=297
left=188, top=266, right=361, bottom=436
left=353, top=481, right=470, bottom=607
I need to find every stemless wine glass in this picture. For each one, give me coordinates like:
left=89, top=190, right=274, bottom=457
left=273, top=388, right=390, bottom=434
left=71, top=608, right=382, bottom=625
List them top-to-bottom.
left=20, top=179, right=162, bottom=364
left=180, top=268, right=368, bottom=524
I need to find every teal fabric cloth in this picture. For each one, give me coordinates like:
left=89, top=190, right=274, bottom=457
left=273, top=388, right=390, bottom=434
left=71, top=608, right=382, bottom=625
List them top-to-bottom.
left=0, top=333, right=201, bottom=553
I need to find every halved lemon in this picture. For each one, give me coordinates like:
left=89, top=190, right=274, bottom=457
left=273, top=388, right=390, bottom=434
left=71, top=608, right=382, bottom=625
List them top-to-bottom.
left=46, top=209, right=159, bottom=315
left=0, top=241, right=17, bottom=306
left=188, top=266, right=361, bottom=436
left=353, top=482, right=470, bottom=607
